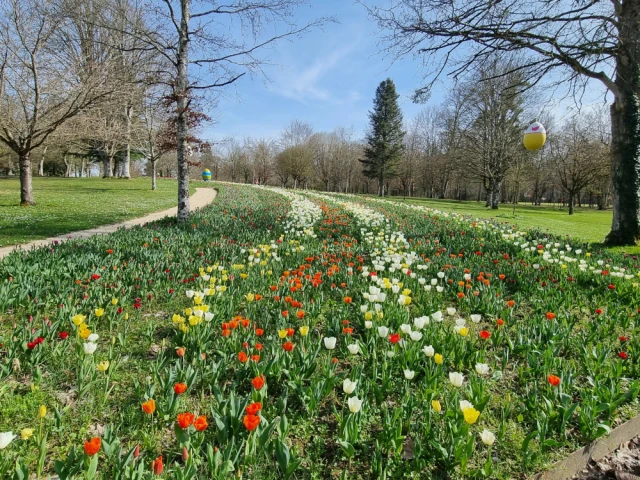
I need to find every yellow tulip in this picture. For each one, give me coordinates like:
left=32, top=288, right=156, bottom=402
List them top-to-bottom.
left=240, top=273, right=248, bottom=279
left=402, top=288, right=411, bottom=296
left=245, top=293, right=255, bottom=302
left=194, top=297, right=203, bottom=305
left=111, top=298, right=118, bottom=306
left=95, top=308, right=104, bottom=317
left=185, top=308, right=193, bottom=316
left=364, top=311, right=373, bottom=321
left=124, top=313, right=129, bottom=320
left=72, top=314, right=86, bottom=326
left=172, top=314, right=185, bottom=324
left=189, top=316, right=199, bottom=326
left=299, top=326, right=309, bottom=337
left=79, top=327, right=91, bottom=339
left=459, top=327, right=469, bottom=337
left=278, top=329, right=287, bottom=339
left=434, top=353, right=443, bottom=365
left=97, top=361, right=110, bottom=372
left=431, top=400, right=442, bottom=413
left=38, top=405, right=47, bottom=419
left=463, top=407, right=480, bottom=425
left=20, top=428, right=34, bottom=440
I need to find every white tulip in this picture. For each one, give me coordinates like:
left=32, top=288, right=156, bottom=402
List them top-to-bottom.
left=437, top=272, right=445, bottom=279
left=431, top=279, right=438, bottom=285
left=436, top=286, right=444, bottom=293
left=185, top=290, right=195, bottom=298
left=360, top=305, right=368, bottom=313
left=447, top=308, right=457, bottom=316
left=193, top=309, right=204, bottom=318
left=431, top=311, right=443, bottom=322
left=204, top=312, right=214, bottom=322
left=470, top=314, right=482, bottom=323
left=413, top=316, right=429, bottom=329
left=455, top=318, right=466, bottom=327
left=365, top=321, right=373, bottom=329
left=400, top=324, right=412, bottom=334
left=377, top=326, right=389, bottom=338
left=409, top=331, right=423, bottom=341
left=87, top=333, right=99, bottom=342
left=323, top=337, right=337, bottom=350
left=83, top=342, right=97, bottom=355
left=347, top=344, right=360, bottom=355
left=422, top=345, right=435, bottom=357
left=386, top=351, right=395, bottom=358
left=475, top=363, right=490, bottom=375
left=403, top=369, right=415, bottom=380
left=449, top=372, right=464, bottom=387
left=343, top=379, right=357, bottom=395
left=347, top=396, right=363, bottom=413
left=459, top=400, right=474, bottom=411
left=480, top=429, right=496, bottom=446
left=0, top=432, right=16, bottom=449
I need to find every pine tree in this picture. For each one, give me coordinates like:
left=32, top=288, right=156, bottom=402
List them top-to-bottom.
left=360, top=79, right=405, bottom=196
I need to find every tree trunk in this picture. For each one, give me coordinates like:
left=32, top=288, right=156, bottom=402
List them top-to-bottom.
left=176, top=0, right=191, bottom=222
left=606, top=93, right=640, bottom=244
left=122, top=105, right=132, bottom=179
left=38, top=145, right=47, bottom=176
left=19, top=151, right=35, bottom=205
left=63, top=153, right=71, bottom=177
left=103, top=153, right=112, bottom=178
left=81, top=158, right=86, bottom=177
left=151, top=160, right=157, bottom=190
left=377, top=177, right=384, bottom=196
left=491, top=180, right=500, bottom=209
left=568, top=192, right=575, bottom=215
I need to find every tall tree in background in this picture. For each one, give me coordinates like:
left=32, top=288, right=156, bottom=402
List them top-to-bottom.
left=0, top=0, right=111, bottom=205
left=363, top=0, right=640, bottom=244
left=129, top=1, right=327, bottom=222
left=360, top=78, right=405, bottom=196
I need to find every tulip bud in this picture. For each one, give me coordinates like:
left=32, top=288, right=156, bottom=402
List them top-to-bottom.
left=133, top=444, right=140, bottom=459
left=182, top=446, right=189, bottom=462
left=152, top=456, right=163, bottom=475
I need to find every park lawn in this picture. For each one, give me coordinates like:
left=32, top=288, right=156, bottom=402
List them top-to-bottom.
left=0, top=177, right=196, bottom=247
left=380, top=196, right=640, bottom=255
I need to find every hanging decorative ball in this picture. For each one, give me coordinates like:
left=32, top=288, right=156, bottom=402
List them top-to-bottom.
left=523, top=122, right=546, bottom=150
left=201, top=169, right=211, bottom=181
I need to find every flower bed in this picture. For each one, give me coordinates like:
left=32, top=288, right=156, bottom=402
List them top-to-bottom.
left=0, top=184, right=638, bottom=479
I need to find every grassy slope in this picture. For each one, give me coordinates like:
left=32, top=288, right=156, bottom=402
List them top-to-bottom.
left=0, top=177, right=195, bottom=247
left=379, top=196, right=640, bottom=255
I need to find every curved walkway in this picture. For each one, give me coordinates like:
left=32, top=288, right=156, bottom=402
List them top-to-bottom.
left=0, top=187, right=217, bottom=259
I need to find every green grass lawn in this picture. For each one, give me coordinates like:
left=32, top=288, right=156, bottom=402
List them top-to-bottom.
left=0, top=177, right=195, bottom=246
left=379, top=196, right=640, bottom=255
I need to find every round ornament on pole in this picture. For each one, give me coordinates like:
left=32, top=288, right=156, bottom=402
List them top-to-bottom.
left=523, top=122, right=546, bottom=150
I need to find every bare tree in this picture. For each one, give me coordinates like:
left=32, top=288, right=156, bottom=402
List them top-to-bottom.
left=0, top=0, right=112, bottom=205
left=363, top=0, right=640, bottom=243
left=123, top=1, right=329, bottom=221
left=553, top=114, right=611, bottom=215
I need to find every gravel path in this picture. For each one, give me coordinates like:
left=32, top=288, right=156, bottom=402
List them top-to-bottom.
left=0, top=187, right=217, bottom=259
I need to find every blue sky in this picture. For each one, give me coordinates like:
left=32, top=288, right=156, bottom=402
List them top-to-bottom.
left=202, top=0, right=610, bottom=143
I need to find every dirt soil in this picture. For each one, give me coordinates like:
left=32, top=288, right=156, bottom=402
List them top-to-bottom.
left=572, top=436, right=640, bottom=480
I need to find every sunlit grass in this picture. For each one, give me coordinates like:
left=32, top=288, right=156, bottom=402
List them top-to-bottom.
left=0, top=177, right=194, bottom=246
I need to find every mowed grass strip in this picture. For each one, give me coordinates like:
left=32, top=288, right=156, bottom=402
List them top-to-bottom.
left=0, top=177, right=194, bottom=246
left=378, top=196, right=640, bottom=255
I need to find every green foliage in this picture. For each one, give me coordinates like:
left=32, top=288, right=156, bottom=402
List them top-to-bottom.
left=360, top=79, right=405, bottom=192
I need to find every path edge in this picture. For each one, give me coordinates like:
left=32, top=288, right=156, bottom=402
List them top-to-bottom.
left=532, top=414, right=640, bottom=480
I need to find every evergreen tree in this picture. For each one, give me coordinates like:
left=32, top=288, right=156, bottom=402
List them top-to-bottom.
left=360, top=79, right=405, bottom=196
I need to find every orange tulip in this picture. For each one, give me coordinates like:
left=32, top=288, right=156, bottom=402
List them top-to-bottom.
left=251, top=375, right=265, bottom=390
left=173, top=383, right=187, bottom=395
left=141, top=399, right=156, bottom=415
left=177, top=412, right=194, bottom=429
left=243, top=414, right=261, bottom=431
left=194, top=415, right=208, bottom=432
left=84, top=437, right=101, bottom=456
left=151, top=455, right=163, bottom=475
